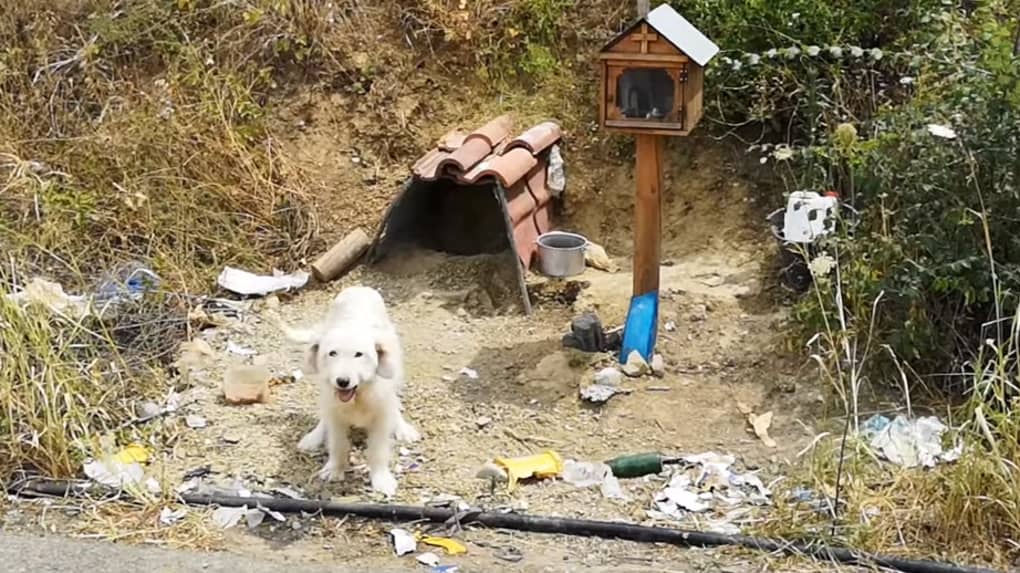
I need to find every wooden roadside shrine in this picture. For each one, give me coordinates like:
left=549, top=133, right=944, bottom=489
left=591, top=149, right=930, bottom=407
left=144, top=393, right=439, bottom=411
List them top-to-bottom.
left=598, top=3, right=719, bottom=361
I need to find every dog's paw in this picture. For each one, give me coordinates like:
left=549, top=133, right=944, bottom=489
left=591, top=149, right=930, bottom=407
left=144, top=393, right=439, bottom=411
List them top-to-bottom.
left=394, top=421, right=421, bottom=444
left=317, top=462, right=347, bottom=482
left=369, top=470, right=398, bottom=497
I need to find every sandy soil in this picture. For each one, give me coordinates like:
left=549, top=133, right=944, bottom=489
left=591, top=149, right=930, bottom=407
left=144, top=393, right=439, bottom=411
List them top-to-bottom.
left=142, top=134, right=837, bottom=571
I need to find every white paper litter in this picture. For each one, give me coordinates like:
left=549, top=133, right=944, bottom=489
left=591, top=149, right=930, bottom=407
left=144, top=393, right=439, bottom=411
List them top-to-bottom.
left=927, top=123, right=957, bottom=139
left=547, top=144, right=566, bottom=196
left=216, top=267, right=309, bottom=296
left=5, top=277, right=90, bottom=317
left=226, top=341, right=257, bottom=357
left=458, top=367, right=478, bottom=380
left=579, top=383, right=629, bottom=403
left=862, top=414, right=958, bottom=468
left=185, top=415, right=207, bottom=429
left=652, top=451, right=772, bottom=524
left=83, top=459, right=144, bottom=488
left=212, top=506, right=248, bottom=529
left=159, top=507, right=187, bottom=525
left=389, top=527, right=416, bottom=556
left=416, top=552, right=441, bottom=567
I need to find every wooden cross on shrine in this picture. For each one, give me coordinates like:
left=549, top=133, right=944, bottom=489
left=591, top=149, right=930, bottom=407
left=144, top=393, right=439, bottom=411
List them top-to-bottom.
left=597, top=3, right=719, bottom=362
left=630, top=25, right=658, bottom=53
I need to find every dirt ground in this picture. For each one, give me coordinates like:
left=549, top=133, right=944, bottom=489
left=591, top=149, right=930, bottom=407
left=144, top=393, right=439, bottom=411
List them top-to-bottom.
left=130, top=138, right=842, bottom=571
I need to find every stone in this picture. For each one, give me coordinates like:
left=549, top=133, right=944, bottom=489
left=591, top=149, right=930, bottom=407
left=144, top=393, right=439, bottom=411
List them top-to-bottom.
left=584, top=242, right=617, bottom=272
left=622, top=351, right=650, bottom=378
left=651, top=354, right=666, bottom=377
left=222, top=364, right=271, bottom=405
left=593, top=367, right=623, bottom=386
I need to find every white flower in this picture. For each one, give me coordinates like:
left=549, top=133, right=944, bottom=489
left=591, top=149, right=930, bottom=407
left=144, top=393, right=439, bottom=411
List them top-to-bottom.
left=806, top=45, right=821, bottom=57
left=785, top=46, right=801, bottom=59
left=828, top=46, right=844, bottom=58
left=850, top=46, right=864, bottom=58
left=765, top=48, right=778, bottom=58
left=869, top=48, right=884, bottom=60
left=746, top=53, right=761, bottom=65
left=731, top=59, right=743, bottom=71
left=899, top=76, right=915, bottom=85
left=927, top=124, right=957, bottom=139
left=773, top=145, right=795, bottom=161
left=759, top=156, right=768, bottom=164
left=809, top=255, right=836, bottom=278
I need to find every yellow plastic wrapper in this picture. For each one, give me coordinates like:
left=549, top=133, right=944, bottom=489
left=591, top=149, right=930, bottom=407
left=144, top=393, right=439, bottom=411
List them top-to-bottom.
left=113, top=443, right=151, bottom=464
left=492, top=450, right=563, bottom=490
left=420, top=535, right=467, bottom=555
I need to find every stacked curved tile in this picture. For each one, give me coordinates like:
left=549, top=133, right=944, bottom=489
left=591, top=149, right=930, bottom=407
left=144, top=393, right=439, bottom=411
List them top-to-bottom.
left=411, top=115, right=563, bottom=269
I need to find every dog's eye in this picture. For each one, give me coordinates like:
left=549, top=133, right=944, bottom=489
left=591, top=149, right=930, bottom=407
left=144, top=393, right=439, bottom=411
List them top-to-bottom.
left=328, top=350, right=338, bottom=357
left=354, top=351, right=363, bottom=358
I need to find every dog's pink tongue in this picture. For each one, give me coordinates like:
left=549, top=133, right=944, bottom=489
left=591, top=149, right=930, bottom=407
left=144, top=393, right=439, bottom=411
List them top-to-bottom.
left=336, top=388, right=356, bottom=402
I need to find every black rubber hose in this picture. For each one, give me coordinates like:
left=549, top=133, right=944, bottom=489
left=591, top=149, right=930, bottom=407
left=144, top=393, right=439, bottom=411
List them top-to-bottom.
left=12, top=480, right=998, bottom=573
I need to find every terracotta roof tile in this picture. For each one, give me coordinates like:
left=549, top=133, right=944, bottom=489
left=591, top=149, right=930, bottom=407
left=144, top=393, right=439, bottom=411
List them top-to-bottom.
left=408, top=115, right=562, bottom=271
left=506, top=121, right=562, bottom=155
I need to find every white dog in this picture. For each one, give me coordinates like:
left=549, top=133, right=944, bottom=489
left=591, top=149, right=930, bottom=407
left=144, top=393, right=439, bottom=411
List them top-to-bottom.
left=281, top=286, right=419, bottom=497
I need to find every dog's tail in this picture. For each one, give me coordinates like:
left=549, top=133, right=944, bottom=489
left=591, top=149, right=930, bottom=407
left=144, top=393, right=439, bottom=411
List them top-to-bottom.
left=270, top=315, right=319, bottom=345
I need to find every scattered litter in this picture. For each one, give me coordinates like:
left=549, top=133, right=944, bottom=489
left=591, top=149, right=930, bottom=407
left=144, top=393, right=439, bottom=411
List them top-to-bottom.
left=927, top=123, right=957, bottom=139
left=547, top=143, right=566, bottom=196
left=781, top=191, right=838, bottom=244
left=584, top=242, right=616, bottom=272
left=93, top=262, right=160, bottom=307
left=216, top=266, right=309, bottom=297
left=4, top=277, right=90, bottom=317
left=562, top=313, right=611, bottom=353
left=664, top=320, right=676, bottom=332
left=226, top=341, right=257, bottom=357
left=622, top=350, right=650, bottom=377
left=650, top=354, right=665, bottom=377
left=222, top=364, right=271, bottom=404
left=458, top=367, right=478, bottom=380
left=593, top=367, right=623, bottom=386
left=291, top=369, right=304, bottom=381
left=579, top=383, right=630, bottom=404
left=135, top=401, right=162, bottom=420
left=749, top=411, right=777, bottom=448
left=862, top=414, right=959, bottom=468
left=185, top=415, right=207, bottom=429
left=475, top=416, right=492, bottom=429
left=114, top=443, right=151, bottom=464
left=490, top=450, right=563, bottom=490
left=650, top=451, right=771, bottom=524
left=83, top=458, right=144, bottom=488
left=562, top=460, right=628, bottom=500
left=475, top=462, right=509, bottom=484
left=272, top=486, right=305, bottom=499
left=212, top=506, right=246, bottom=529
left=159, top=507, right=187, bottom=525
left=390, top=528, right=417, bottom=556
left=420, top=535, right=467, bottom=555
left=494, top=546, right=524, bottom=563
left=416, top=552, right=441, bottom=567
left=432, top=566, right=459, bottom=573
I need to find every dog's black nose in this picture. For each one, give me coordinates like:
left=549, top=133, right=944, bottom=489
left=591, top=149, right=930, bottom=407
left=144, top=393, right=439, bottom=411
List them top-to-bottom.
left=335, top=377, right=350, bottom=388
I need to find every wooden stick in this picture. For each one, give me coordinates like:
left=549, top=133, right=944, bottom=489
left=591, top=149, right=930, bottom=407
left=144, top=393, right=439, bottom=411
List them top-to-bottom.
left=632, top=134, right=664, bottom=296
left=310, top=227, right=370, bottom=283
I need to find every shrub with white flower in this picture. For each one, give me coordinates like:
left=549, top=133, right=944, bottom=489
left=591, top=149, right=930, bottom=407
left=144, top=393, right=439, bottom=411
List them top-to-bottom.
left=806, top=45, right=821, bottom=57
left=785, top=46, right=801, bottom=59
left=828, top=46, right=843, bottom=58
left=850, top=46, right=864, bottom=58
left=869, top=47, right=883, bottom=61
left=765, top=48, right=778, bottom=58
left=773, top=145, right=795, bottom=161
left=809, top=254, right=836, bottom=279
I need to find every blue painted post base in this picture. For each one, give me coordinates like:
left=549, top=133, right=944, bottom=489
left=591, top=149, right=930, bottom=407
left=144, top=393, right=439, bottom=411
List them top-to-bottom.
left=620, top=290, right=659, bottom=363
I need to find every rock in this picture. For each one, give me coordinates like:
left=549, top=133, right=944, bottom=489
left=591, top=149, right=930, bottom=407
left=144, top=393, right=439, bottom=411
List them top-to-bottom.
left=584, top=242, right=617, bottom=272
left=565, top=313, right=606, bottom=352
left=622, top=351, right=650, bottom=377
left=651, top=354, right=665, bottom=377
left=222, top=364, right=271, bottom=405
left=593, top=367, right=623, bottom=386
left=475, top=416, right=492, bottom=429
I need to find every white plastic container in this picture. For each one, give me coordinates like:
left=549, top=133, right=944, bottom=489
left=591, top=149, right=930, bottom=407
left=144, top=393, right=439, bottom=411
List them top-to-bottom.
left=782, top=191, right=838, bottom=244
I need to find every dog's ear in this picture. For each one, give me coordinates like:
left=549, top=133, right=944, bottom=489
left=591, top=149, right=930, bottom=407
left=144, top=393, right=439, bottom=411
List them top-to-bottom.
left=373, top=332, right=399, bottom=379
left=303, top=343, right=320, bottom=375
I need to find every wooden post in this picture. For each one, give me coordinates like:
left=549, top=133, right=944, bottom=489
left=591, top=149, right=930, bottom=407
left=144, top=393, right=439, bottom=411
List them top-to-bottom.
left=632, top=134, right=664, bottom=297
left=310, top=227, right=371, bottom=283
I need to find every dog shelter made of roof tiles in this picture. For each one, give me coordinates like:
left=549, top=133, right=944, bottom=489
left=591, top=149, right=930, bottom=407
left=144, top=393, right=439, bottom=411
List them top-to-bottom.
left=367, top=115, right=563, bottom=314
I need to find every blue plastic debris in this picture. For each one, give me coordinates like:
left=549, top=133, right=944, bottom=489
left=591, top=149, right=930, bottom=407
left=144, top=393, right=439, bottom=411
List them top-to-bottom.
left=620, top=290, right=658, bottom=362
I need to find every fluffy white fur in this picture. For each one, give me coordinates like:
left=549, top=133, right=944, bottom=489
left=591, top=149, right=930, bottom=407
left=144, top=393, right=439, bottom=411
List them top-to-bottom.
left=281, top=286, right=419, bottom=497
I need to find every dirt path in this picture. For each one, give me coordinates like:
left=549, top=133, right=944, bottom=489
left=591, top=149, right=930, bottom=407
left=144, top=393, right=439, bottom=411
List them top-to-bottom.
left=153, top=139, right=830, bottom=569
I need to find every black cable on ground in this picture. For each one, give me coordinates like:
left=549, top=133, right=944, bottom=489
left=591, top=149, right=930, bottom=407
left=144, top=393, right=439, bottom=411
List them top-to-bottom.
left=12, top=479, right=997, bottom=573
